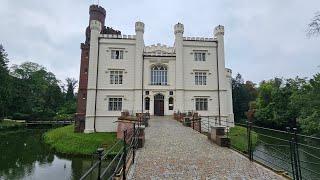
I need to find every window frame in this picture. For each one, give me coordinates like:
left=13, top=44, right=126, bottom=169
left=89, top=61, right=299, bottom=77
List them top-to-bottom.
left=111, top=50, right=124, bottom=60
left=194, top=51, right=206, bottom=61
left=151, top=65, right=168, bottom=85
left=110, top=70, right=123, bottom=85
left=194, top=71, right=207, bottom=85
left=108, top=97, right=123, bottom=111
left=195, top=98, right=208, bottom=111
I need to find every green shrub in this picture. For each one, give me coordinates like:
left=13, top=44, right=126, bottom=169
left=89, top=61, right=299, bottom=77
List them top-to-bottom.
left=53, top=114, right=74, bottom=121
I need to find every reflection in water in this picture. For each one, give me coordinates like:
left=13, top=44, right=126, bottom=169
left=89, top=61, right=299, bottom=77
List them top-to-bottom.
left=0, top=129, right=93, bottom=180
left=253, top=130, right=320, bottom=179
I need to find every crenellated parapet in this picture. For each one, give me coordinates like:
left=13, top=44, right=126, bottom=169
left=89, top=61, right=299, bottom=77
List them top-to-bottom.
left=214, top=25, right=225, bottom=37
left=100, top=34, right=136, bottom=39
left=183, top=37, right=216, bottom=42
left=144, top=43, right=176, bottom=56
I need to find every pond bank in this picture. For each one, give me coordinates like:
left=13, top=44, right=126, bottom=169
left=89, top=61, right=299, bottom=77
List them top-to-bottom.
left=0, top=119, right=24, bottom=131
left=43, top=125, right=118, bottom=155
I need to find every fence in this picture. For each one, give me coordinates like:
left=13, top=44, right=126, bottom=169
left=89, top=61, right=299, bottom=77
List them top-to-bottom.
left=183, top=115, right=320, bottom=180
left=79, top=122, right=142, bottom=180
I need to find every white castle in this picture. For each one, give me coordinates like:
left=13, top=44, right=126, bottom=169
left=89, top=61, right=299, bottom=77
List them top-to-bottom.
left=76, top=5, right=234, bottom=133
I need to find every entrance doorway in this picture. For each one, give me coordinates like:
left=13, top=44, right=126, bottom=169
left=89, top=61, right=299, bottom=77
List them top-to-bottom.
left=154, top=94, right=164, bottom=116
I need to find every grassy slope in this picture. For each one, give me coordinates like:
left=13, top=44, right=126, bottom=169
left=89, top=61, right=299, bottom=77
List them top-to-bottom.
left=43, top=125, right=118, bottom=155
left=229, top=125, right=258, bottom=153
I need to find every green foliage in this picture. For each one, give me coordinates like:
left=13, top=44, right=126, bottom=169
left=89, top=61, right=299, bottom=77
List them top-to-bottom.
left=0, top=44, right=77, bottom=122
left=232, top=73, right=258, bottom=122
left=254, top=75, right=320, bottom=136
left=53, top=114, right=74, bottom=121
left=43, top=125, right=118, bottom=155
left=229, top=125, right=258, bottom=153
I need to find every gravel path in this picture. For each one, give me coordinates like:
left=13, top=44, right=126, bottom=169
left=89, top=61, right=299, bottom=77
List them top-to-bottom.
left=128, top=116, right=285, bottom=179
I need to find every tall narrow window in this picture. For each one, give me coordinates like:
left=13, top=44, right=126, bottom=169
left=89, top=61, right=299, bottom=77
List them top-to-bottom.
left=111, top=50, right=124, bottom=59
left=151, top=65, right=167, bottom=85
left=110, top=70, right=123, bottom=84
left=195, top=72, right=207, bottom=85
left=145, top=97, right=150, bottom=110
left=169, top=97, right=174, bottom=110
left=108, top=98, right=122, bottom=111
left=195, top=98, right=208, bottom=111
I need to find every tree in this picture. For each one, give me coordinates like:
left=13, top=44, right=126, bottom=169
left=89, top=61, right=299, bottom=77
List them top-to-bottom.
left=307, top=11, right=320, bottom=37
left=0, top=44, right=10, bottom=119
left=10, top=62, right=64, bottom=120
left=232, top=73, right=258, bottom=122
left=65, top=78, right=78, bottom=102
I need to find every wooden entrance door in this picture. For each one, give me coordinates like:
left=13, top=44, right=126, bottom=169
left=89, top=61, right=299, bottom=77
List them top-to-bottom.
left=154, top=94, right=164, bottom=116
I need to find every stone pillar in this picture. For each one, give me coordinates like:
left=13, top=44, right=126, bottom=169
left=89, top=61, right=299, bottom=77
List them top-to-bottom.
left=84, top=20, right=102, bottom=133
left=134, top=22, right=145, bottom=113
left=174, top=23, right=185, bottom=113
left=226, top=69, right=234, bottom=125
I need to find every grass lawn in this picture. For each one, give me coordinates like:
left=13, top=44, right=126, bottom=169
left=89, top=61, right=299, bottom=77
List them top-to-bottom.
left=0, top=120, right=24, bottom=130
left=43, top=125, right=118, bottom=155
left=229, top=125, right=258, bottom=153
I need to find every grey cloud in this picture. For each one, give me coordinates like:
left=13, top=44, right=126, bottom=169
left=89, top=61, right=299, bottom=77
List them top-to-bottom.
left=0, top=0, right=319, bottom=84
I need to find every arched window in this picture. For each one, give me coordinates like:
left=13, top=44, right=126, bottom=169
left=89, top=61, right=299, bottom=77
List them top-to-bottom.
left=151, top=65, right=167, bottom=85
left=145, top=97, right=150, bottom=110
left=169, top=97, right=174, bottom=110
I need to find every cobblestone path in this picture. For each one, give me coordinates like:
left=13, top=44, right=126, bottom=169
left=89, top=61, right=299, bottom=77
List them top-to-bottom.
left=128, top=116, right=284, bottom=179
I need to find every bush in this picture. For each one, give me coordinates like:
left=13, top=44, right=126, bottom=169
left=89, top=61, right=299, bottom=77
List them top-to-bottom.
left=53, top=114, right=74, bottom=121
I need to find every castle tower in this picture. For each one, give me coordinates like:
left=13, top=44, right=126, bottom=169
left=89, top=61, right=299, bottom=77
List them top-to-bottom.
left=75, top=5, right=106, bottom=133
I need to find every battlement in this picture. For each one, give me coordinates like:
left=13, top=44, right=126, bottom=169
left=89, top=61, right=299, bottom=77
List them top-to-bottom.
left=135, top=21, right=145, bottom=33
left=174, top=23, right=184, bottom=34
left=214, top=25, right=225, bottom=36
left=100, top=34, right=136, bottom=39
left=183, top=37, right=216, bottom=42
left=144, top=43, right=175, bottom=56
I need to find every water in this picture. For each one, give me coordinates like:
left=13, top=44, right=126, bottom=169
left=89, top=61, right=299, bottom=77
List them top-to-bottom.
left=0, top=129, right=94, bottom=180
left=253, top=129, right=320, bottom=179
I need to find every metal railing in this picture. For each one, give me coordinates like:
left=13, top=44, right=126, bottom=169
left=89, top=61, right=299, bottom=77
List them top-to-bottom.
left=176, top=113, right=320, bottom=180
left=79, top=121, right=142, bottom=180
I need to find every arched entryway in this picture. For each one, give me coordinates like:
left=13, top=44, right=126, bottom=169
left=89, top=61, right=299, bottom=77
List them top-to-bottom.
left=154, top=94, right=164, bottom=116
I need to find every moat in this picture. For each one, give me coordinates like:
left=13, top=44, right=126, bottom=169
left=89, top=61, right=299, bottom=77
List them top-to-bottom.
left=0, top=129, right=94, bottom=180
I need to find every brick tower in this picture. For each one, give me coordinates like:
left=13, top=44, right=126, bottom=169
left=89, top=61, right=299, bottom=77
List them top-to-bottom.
left=74, top=5, right=106, bottom=132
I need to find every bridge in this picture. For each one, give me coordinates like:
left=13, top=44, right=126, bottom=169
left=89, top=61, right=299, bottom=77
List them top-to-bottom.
left=80, top=114, right=320, bottom=179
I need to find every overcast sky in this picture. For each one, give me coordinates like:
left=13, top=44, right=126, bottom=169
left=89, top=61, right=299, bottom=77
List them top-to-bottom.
left=0, top=0, right=319, bottom=84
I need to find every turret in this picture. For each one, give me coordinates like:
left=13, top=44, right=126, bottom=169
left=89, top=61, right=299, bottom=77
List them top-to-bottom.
left=85, top=5, right=106, bottom=44
left=134, top=21, right=145, bottom=112
left=174, top=23, right=185, bottom=112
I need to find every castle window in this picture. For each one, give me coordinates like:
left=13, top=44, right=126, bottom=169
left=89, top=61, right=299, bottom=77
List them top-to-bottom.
left=111, top=50, right=124, bottom=59
left=194, top=52, right=206, bottom=61
left=151, top=65, right=167, bottom=85
left=110, top=70, right=123, bottom=84
left=195, top=72, right=207, bottom=85
left=145, top=91, right=149, bottom=95
left=169, top=91, right=173, bottom=95
left=145, top=97, right=150, bottom=110
left=169, top=97, right=174, bottom=110
left=108, top=98, right=122, bottom=111
left=195, top=98, right=208, bottom=111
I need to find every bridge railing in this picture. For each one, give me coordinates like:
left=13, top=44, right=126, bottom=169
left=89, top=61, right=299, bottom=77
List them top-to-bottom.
left=178, top=115, right=320, bottom=180
left=79, top=122, right=141, bottom=180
